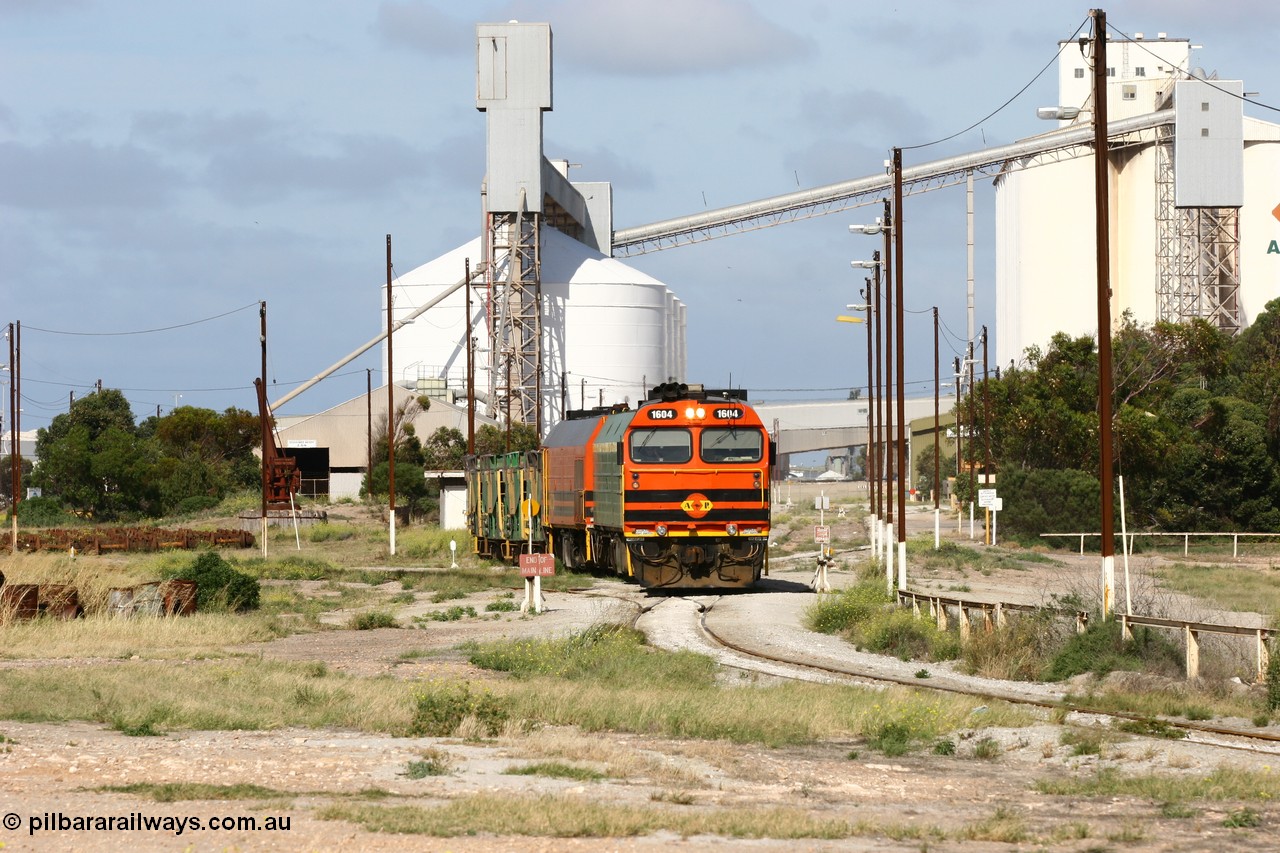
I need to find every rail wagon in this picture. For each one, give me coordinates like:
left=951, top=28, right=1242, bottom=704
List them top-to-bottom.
left=466, top=450, right=546, bottom=561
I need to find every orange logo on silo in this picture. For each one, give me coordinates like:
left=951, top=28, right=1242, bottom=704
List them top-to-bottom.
left=1273, top=202, right=1280, bottom=223
left=680, top=493, right=714, bottom=518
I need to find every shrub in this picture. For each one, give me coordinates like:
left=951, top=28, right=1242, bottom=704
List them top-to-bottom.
left=998, top=467, right=1104, bottom=542
left=175, top=495, right=220, bottom=515
left=15, top=496, right=79, bottom=527
left=163, top=551, right=260, bottom=612
left=806, top=579, right=892, bottom=634
left=856, top=609, right=962, bottom=662
left=349, top=610, right=399, bottom=630
left=961, top=611, right=1060, bottom=681
left=1042, top=620, right=1180, bottom=682
left=1267, top=646, right=1280, bottom=712
left=408, top=681, right=508, bottom=737
left=866, top=721, right=915, bottom=756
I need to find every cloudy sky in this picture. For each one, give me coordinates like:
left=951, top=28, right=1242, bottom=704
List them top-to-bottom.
left=3, top=0, right=1277, bottom=432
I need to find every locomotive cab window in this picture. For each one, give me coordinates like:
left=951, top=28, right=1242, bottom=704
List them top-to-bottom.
left=700, top=427, right=764, bottom=463
left=629, top=428, right=692, bottom=464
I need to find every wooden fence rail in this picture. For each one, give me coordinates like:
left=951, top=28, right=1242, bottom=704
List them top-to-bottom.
left=1041, top=531, right=1280, bottom=558
left=897, top=589, right=1273, bottom=682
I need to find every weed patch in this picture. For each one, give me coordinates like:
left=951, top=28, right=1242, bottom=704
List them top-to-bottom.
left=350, top=610, right=399, bottom=630
left=408, top=681, right=508, bottom=737
left=403, top=749, right=452, bottom=779
left=505, top=761, right=606, bottom=782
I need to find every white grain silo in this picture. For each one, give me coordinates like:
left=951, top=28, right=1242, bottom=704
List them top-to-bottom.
left=996, top=33, right=1280, bottom=367
left=387, top=226, right=684, bottom=426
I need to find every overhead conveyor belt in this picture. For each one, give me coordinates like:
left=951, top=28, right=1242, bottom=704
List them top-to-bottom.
left=611, top=110, right=1174, bottom=257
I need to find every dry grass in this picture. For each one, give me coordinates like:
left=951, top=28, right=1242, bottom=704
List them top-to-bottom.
left=0, top=553, right=153, bottom=615
left=1151, top=562, right=1280, bottom=617
left=0, top=612, right=285, bottom=659
left=0, top=659, right=418, bottom=734
left=499, top=728, right=705, bottom=787
left=319, top=793, right=881, bottom=839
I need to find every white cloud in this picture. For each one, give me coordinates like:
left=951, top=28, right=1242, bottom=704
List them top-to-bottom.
left=546, top=0, right=811, bottom=76
left=375, top=1, right=473, bottom=55
left=0, top=139, right=184, bottom=211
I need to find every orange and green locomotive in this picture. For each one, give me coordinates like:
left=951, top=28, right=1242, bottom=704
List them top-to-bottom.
left=466, top=383, right=774, bottom=590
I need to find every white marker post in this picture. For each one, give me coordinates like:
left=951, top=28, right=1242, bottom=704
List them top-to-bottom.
left=977, top=489, right=997, bottom=545
left=812, top=493, right=832, bottom=592
left=991, top=497, right=1002, bottom=546
left=812, top=523, right=832, bottom=592
left=449, top=539, right=459, bottom=569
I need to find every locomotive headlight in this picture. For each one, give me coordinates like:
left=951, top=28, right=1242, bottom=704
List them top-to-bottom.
left=684, top=406, right=695, bottom=418
left=695, top=407, right=706, bottom=419
left=726, top=523, right=738, bottom=536
left=656, top=524, right=668, bottom=537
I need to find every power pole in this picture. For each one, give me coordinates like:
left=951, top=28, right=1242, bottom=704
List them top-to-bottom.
left=1091, top=8, right=1116, bottom=618
left=893, top=147, right=907, bottom=590
left=387, top=234, right=397, bottom=557
left=465, top=257, right=476, bottom=456
left=259, top=302, right=268, bottom=557
left=933, top=306, right=941, bottom=549
left=8, top=322, right=17, bottom=553
left=982, top=325, right=991, bottom=544
left=366, top=368, right=372, bottom=499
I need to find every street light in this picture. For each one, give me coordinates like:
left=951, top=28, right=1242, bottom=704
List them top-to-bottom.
left=1035, top=106, right=1084, bottom=121
left=851, top=192, right=904, bottom=593
left=851, top=256, right=886, bottom=576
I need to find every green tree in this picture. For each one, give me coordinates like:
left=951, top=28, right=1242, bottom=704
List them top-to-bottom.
left=32, top=390, right=158, bottom=519
left=361, top=397, right=434, bottom=516
left=475, top=423, right=539, bottom=455
left=420, top=427, right=466, bottom=470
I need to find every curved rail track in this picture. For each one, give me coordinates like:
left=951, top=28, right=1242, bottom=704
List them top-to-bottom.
left=567, top=586, right=1280, bottom=759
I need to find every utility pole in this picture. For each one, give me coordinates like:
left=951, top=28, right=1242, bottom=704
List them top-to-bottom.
left=1091, top=8, right=1116, bottom=618
left=893, top=147, right=907, bottom=591
left=881, top=199, right=895, bottom=588
left=387, top=234, right=397, bottom=557
left=872, top=256, right=883, bottom=558
left=465, top=258, right=476, bottom=456
left=865, top=276, right=876, bottom=541
left=260, top=302, right=268, bottom=557
left=933, top=307, right=941, bottom=549
left=8, top=321, right=17, bottom=554
left=982, top=325, right=992, bottom=544
left=962, top=340, right=972, bottom=512
left=954, top=356, right=962, bottom=534
left=366, top=368, right=372, bottom=499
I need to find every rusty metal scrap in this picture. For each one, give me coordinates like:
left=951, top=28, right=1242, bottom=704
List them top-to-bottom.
left=0, top=527, right=255, bottom=554
left=106, top=580, right=198, bottom=618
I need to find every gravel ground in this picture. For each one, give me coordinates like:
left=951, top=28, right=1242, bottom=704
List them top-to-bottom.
left=3, top=512, right=1280, bottom=851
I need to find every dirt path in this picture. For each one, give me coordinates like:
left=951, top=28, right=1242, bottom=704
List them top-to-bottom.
left=2, top=535, right=1278, bottom=850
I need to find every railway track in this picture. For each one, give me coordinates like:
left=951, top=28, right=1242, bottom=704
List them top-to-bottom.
left=581, top=587, right=1280, bottom=759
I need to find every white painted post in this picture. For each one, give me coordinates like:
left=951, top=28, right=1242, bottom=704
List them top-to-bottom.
left=1119, top=474, right=1131, bottom=615
left=969, top=502, right=974, bottom=539
left=934, top=508, right=940, bottom=550
left=885, top=522, right=895, bottom=593
left=1233, top=533, right=1239, bottom=560
left=449, top=539, right=459, bottom=569
left=897, top=539, right=906, bottom=591
left=1185, top=626, right=1200, bottom=680
left=1258, top=629, right=1270, bottom=682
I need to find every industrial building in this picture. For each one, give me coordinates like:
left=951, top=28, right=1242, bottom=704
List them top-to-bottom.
left=385, top=22, right=686, bottom=433
left=995, top=32, right=1280, bottom=366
